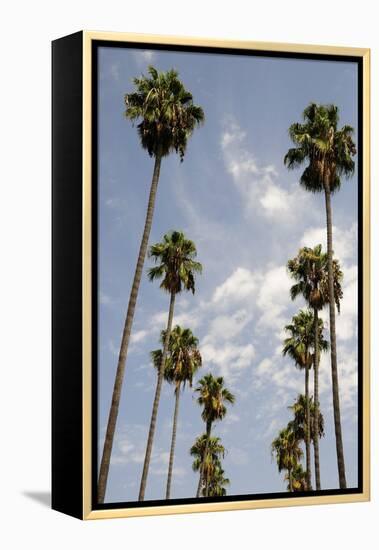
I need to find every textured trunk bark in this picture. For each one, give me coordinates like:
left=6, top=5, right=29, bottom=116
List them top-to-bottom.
left=98, top=153, right=162, bottom=504
left=324, top=181, right=347, bottom=488
left=139, top=291, right=176, bottom=501
left=313, top=308, right=321, bottom=490
left=305, top=363, right=312, bottom=490
left=165, top=384, right=181, bottom=499
left=196, top=421, right=212, bottom=498
left=289, top=468, right=293, bottom=492
left=195, top=470, right=202, bottom=499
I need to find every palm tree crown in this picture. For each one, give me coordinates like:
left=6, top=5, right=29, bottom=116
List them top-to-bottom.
left=125, top=66, right=204, bottom=160
left=284, top=103, right=356, bottom=193
left=148, top=230, right=202, bottom=295
left=288, top=245, right=343, bottom=312
left=283, top=309, right=328, bottom=370
left=152, top=325, right=202, bottom=386
left=165, top=325, right=202, bottom=387
left=195, top=374, right=235, bottom=426
left=288, top=394, right=325, bottom=442
left=271, top=425, right=303, bottom=476
left=190, top=435, right=225, bottom=473
left=286, top=463, right=307, bottom=492
left=204, top=466, right=230, bottom=497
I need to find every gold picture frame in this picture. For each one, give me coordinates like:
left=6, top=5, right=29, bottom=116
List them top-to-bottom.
left=52, top=31, right=370, bottom=520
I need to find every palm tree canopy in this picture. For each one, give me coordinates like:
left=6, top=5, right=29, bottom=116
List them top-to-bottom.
left=124, top=66, right=204, bottom=160
left=284, top=103, right=356, bottom=194
left=148, top=230, right=202, bottom=295
left=288, top=245, right=343, bottom=312
left=283, top=309, right=328, bottom=369
left=151, top=325, right=202, bottom=387
left=165, top=325, right=202, bottom=388
left=195, top=374, right=235, bottom=426
left=288, top=394, right=325, bottom=441
left=271, top=425, right=303, bottom=473
left=190, top=434, right=225, bottom=472
left=286, top=463, right=307, bottom=492
left=203, top=465, right=230, bottom=497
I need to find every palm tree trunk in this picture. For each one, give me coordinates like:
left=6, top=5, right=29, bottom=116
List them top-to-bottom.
left=98, top=152, right=162, bottom=504
left=324, top=181, right=347, bottom=489
left=139, top=291, right=176, bottom=501
left=313, top=307, right=321, bottom=490
left=305, top=363, right=312, bottom=490
left=165, top=384, right=181, bottom=499
left=196, top=421, right=212, bottom=498
left=288, top=468, right=293, bottom=492
left=195, top=470, right=202, bottom=498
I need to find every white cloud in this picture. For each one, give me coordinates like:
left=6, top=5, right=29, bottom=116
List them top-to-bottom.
left=221, top=117, right=310, bottom=222
left=220, top=120, right=246, bottom=149
left=259, top=182, right=308, bottom=221
left=300, top=222, right=357, bottom=264
left=256, top=265, right=292, bottom=332
left=212, top=267, right=257, bottom=305
left=336, top=277, right=358, bottom=341
left=204, top=309, right=252, bottom=342
left=130, top=329, right=148, bottom=345
left=201, top=341, right=255, bottom=382
left=111, top=436, right=145, bottom=466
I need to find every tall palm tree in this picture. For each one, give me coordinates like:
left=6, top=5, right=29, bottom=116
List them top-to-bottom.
left=98, top=67, right=204, bottom=503
left=284, top=103, right=356, bottom=488
left=139, top=231, right=202, bottom=500
left=288, top=244, right=341, bottom=488
left=282, top=309, right=315, bottom=490
left=163, top=326, right=202, bottom=499
left=195, top=375, right=235, bottom=497
left=288, top=394, right=325, bottom=488
left=272, top=425, right=303, bottom=492
left=190, top=434, right=225, bottom=497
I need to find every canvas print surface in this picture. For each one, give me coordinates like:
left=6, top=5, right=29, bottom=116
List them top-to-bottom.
left=96, top=45, right=360, bottom=505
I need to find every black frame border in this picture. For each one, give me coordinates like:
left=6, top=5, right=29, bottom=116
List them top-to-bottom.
left=91, top=39, right=364, bottom=512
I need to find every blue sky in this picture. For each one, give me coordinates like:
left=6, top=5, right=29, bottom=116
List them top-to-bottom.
left=97, top=46, right=359, bottom=503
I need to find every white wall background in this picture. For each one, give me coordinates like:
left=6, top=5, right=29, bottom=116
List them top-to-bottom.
left=1, top=1, right=377, bottom=548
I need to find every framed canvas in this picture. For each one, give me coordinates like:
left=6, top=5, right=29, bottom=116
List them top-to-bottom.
left=52, top=31, right=370, bottom=520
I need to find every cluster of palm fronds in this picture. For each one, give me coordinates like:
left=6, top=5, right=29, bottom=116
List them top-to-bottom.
left=272, top=104, right=356, bottom=492
left=151, top=321, right=235, bottom=499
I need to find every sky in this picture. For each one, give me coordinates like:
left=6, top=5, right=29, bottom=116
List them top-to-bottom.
left=97, top=45, right=359, bottom=504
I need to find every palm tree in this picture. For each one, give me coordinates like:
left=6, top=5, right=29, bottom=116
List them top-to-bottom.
left=98, top=67, right=204, bottom=503
left=284, top=103, right=356, bottom=488
left=139, top=231, right=202, bottom=500
left=288, top=244, right=341, bottom=488
left=282, top=309, right=315, bottom=490
left=163, top=325, right=202, bottom=499
left=195, top=375, right=235, bottom=497
left=288, top=394, right=325, bottom=489
left=289, top=394, right=325, bottom=442
left=272, top=425, right=303, bottom=492
left=190, top=434, right=225, bottom=497
left=286, top=463, right=307, bottom=492
left=204, top=466, right=230, bottom=497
